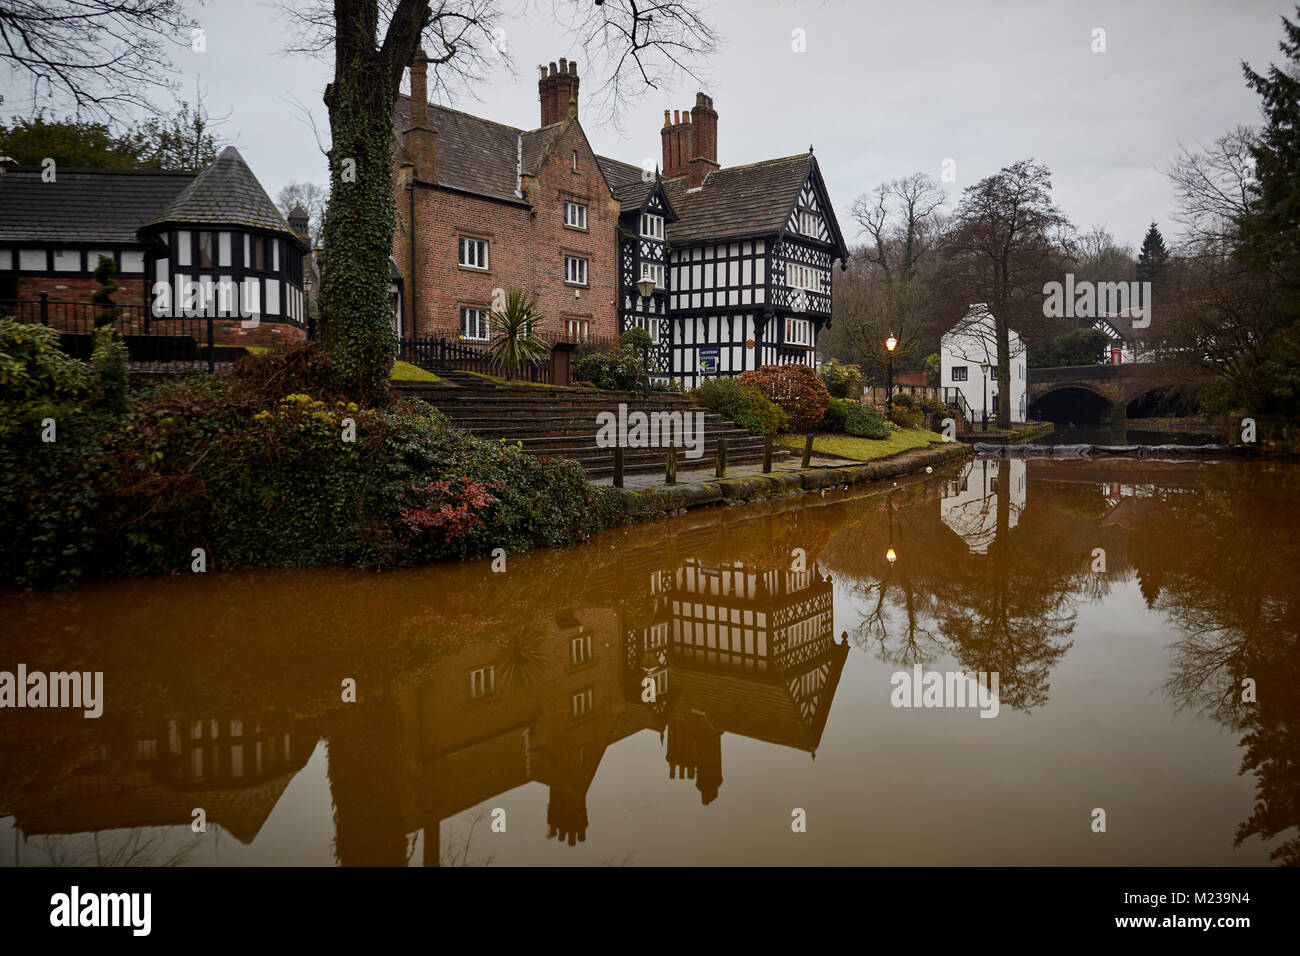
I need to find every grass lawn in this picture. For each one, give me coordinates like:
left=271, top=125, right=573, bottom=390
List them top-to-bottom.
left=391, top=361, right=440, bottom=382
left=458, top=370, right=572, bottom=389
left=779, top=428, right=950, bottom=462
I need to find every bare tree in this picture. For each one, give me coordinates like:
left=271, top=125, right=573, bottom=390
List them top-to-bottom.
left=558, top=0, right=721, bottom=129
left=0, top=1, right=196, bottom=115
left=1166, top=126, right=1258, bottom=256
left=942, top=159, right=1073, bottom=428
left=851, top=173, right=946, bottom=286
left=277, top=181, right=330, bottom=246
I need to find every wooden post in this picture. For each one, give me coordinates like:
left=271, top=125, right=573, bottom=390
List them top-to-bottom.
left=207, top=314, right=215, bottom=373
left=801, top=434, right=814, bottom=468
left=762, top=435, right=773, bottom=473
left=715, top=437, right=726, bottom=478
left=666, top=441, right=677, bottom=485
left=613, top=446, right=624, bottom=488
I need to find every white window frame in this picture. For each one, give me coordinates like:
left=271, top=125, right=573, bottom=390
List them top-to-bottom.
left=564, top=201, right=588, bottom=229
left=799, top=210, right=818, bottom=236
left=640, top=213, right=664, bottom=240
left=458, top=236, right=489, bottom=270
left=565, top=255, right=588, bottom=286
left=640, top=262, right=665, bottom=289
left=785, top=262, right=821, bottom=292
left=460, top=306, right=490, bottom=342
left=631, top=316, right=661, bottom=344
left=566, top=317, right=590, bottom=342
left=785, top=317, right=813, bottom=347
left=951, top=366, right=968, bottom=382
left=570, top=632, right=592, bottom=666
left=468, top=666, right=496, bottom=701
left=571, top=687, right=593, bottom=718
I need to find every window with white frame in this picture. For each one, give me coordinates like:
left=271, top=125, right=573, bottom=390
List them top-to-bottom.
left=564, top=201, right=587, bottom=229
left=799, top=210, right=819, bottom=236
left=640, top=213, right=664, bottom=239
left=458, top=236, right=489, bottom=269
left=565, top=255, right=587, bottom=285
left=640, top=261, right=665, bottom=289
left=785, top=262, right=821, bottom=292
left=460, top=306, right=490, bottom=341
left=631, top=315, right=661, bottom=343
left=566, top=317, right=589, bottom=342
left=785, top=317, right=813, bottom=347
left=951, top=366, right=968, bottom=382
left=570, top=632, right=592, bottom=666
left=467, top=666, right=496, bottom=701
left=571, top=687, right=593, bottom=718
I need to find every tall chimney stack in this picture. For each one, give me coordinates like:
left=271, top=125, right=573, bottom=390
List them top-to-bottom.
left=403, top=49, right=438, bottom=182
left=538, top=58, right=580, bottom=126
left=687, top=93, right=719, bottom=187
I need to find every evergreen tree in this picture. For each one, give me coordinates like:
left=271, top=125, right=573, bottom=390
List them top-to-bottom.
left=1135, top=222, right=1168, bottom=283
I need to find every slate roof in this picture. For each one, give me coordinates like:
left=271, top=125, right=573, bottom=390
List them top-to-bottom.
left=395, top=95, right=548, bottom=204
left=149, top=146, right=299, bottom=241
left=663, top=153, right=816, bottom=245
left=595, top=155, right=655, bottom=207
left=0, top=167, right=195, bottom=244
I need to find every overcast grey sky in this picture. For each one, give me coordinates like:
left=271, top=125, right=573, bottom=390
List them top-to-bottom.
left=4, top=0, right=1291, bottom=250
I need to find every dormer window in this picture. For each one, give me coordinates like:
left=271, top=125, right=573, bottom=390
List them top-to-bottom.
left=640, top=213, right=664, bottom=240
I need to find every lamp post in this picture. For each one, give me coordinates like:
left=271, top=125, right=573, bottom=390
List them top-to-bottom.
left=885, top=334, right=898, bottom=415
left=979, top=361, right=990, bottom=432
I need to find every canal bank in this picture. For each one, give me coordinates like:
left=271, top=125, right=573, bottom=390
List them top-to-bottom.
left=610, top=441, right=971, bottom=517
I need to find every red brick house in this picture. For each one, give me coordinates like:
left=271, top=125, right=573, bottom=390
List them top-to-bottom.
left=392, top=53, right=850, bottom=384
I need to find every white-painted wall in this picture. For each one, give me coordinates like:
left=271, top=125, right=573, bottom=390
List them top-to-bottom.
left=940, top=304, right=1028, bottom=423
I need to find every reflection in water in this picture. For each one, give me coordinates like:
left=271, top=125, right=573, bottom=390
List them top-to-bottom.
left=0, top=458, right=1296, bottom=865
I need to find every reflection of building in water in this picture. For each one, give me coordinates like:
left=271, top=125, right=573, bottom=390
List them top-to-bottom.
left=940, top=458, right=1026, bottom=553
left=617, top=558, right=847, bottom=806
left=11, top=716, right=315, bottom=844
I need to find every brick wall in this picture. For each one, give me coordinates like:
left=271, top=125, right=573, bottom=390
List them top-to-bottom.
left=394, top=120, right=621, bottom=343
left=18, top=275, right=150, bottom=308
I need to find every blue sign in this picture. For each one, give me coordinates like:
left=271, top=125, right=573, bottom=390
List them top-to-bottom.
left=699, top=347, right=719, bottom=374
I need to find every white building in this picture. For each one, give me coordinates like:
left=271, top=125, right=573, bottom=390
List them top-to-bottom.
left=940, top=304, right=1028, bottom=424
left=940, top=459, right=1026, bottom=554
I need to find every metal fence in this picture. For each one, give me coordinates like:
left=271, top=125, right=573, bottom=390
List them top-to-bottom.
left=0, top=294, right=303, bottom=373
left=398, top=331, right=623, bottom=384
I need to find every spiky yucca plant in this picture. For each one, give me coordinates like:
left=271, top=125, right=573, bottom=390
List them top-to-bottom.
left=487, top=289, right=550, bottom=381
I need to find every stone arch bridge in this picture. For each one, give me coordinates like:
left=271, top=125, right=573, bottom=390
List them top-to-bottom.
left=1028, top=364, right=1171, bottom=422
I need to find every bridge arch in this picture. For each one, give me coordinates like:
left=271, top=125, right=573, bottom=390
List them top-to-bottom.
left=1028, top=384, right=1114, bottom=426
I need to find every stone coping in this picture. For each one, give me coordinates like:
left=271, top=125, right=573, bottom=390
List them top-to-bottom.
left=610, top=442, right=971, bottom=517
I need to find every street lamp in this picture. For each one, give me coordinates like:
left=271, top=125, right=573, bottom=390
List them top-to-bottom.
left=636, top=278, right=655, bottom=299
left=885, top=334, right=898, bottom=415
left=979, top=361, right=990, bottom=432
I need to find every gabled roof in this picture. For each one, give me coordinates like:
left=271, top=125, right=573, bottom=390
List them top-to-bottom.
left=395, top=95, right=559, bottom=204
left=149, top=146, right=299, bottom=241
left=661, top=153, right=847, bottom=261
left=0, top=167, right=195, bottom=244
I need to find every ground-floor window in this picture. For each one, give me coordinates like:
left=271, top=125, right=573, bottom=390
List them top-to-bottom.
left=460, top=306, right=490, bottom=341
left=785, top=317, right=813, bottom=347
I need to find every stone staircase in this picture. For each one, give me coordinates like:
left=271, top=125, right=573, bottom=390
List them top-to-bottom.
left=395, top=375, right=789, bottom=479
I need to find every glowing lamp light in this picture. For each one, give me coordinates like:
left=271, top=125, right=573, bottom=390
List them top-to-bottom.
left=886, top=335, right=898, bottom=352
left=885, top=548, right=897, bottom=563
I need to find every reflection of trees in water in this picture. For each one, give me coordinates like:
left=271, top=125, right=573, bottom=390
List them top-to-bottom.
left=1154, top=465, right=1300, bottom=865
left=832, top=467, right=1077, bottom=713
left=327, top=695, right=409, bottom=866
left=30, top=827, right=203, bottom=867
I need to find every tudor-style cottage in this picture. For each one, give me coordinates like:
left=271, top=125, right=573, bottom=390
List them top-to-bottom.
left=392, top=54, right=849, bottom=383
left=0, top=146, right=308, bottom=346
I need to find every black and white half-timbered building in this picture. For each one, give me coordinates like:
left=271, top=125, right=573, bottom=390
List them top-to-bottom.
left=598, top=144, right=848, bottom=387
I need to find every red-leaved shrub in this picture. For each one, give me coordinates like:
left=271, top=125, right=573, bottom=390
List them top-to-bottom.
left=737, top=364, right=830, bottom=431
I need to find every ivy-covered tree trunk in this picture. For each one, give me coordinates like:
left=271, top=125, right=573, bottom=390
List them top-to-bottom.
left=319, top=0, right=428, bottom=402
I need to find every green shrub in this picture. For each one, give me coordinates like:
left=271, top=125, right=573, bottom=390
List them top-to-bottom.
left=0, top=318, right=95, bottom=438
left=91, top=326, right=129, bottom=413
left=573, top=347, right=641, bottom=390
left=1, top=348, right=628, bottom=589
left=819, top=361, right=863, bottom=399
left=691, top=376, right=789, bottom=435
left=891, top=392, right=916, bottom=408
left=817, top=397, right=855, bottom=432
left=845, top=402, right=890, bottom=439
left=889, top=405, right=924, bottom=429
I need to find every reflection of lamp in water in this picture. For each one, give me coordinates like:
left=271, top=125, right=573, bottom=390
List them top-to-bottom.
left=885, top=494, right=897, bottom=564
left=885, top=547, right=897, bottom=564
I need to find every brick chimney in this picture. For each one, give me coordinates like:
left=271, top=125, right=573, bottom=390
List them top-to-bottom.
left=404, top=48, right=438, bottom=181
left=539, top=58, right=579, bottom=126
left=687, top=93, right=719, bottom=187
left=661, top=108, right=693, bottom=181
